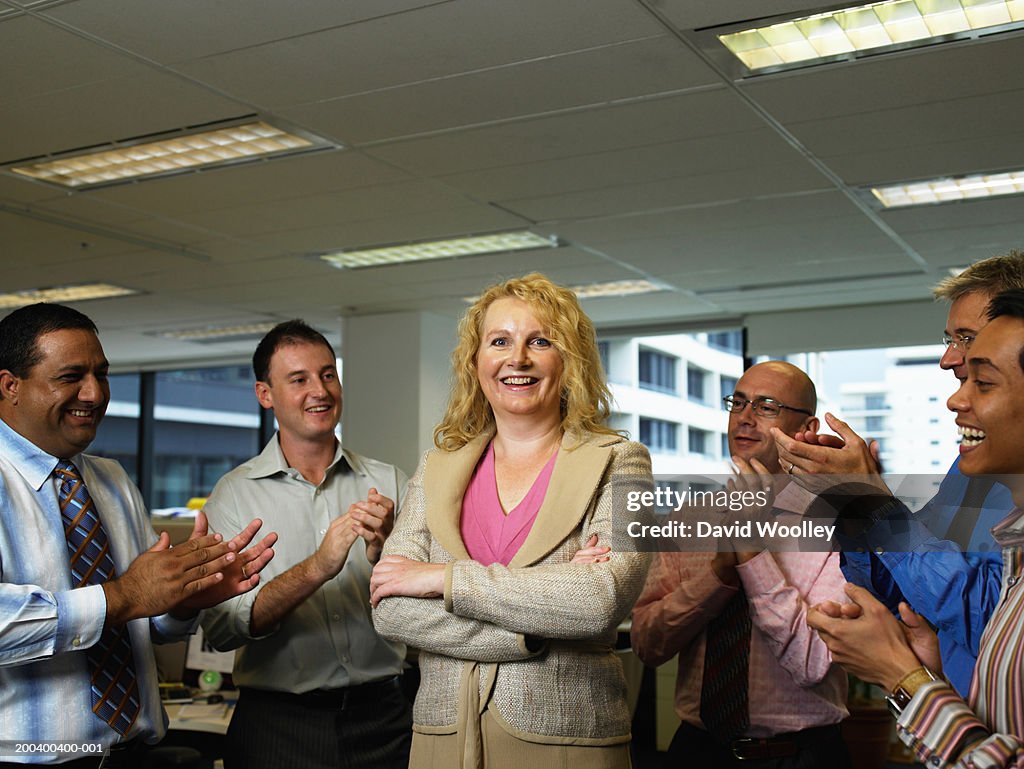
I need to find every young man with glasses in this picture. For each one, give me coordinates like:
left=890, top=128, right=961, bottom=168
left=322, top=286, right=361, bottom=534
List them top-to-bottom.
left=773, top=251, right=1024, bottom=696
left=807, top=289, right=1024, bottom=769
left=633, top=361, right=852, bottom=769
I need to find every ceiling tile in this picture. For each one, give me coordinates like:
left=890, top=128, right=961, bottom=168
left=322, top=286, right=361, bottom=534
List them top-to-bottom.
left=44, top=0, right=445, bottom=63
left=175, top=0, right=665, bottom=108
left=281, top=36, right=717, bottom=144
left=744, top=36, right=1024, bottom=124
left=0, top=69, right=248, bottom=162
left=363, top=89, right=755, bottom=176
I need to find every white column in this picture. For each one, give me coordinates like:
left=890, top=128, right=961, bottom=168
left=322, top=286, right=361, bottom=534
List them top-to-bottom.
left=339, top=311, right=457, bottom=477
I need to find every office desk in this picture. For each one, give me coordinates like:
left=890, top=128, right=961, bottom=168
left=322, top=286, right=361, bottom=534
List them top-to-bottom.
left=165, top=696, right=235, bottom=735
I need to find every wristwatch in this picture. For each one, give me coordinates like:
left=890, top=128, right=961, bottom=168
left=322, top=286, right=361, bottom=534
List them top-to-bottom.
left=885, top=666, right=940, bottom=717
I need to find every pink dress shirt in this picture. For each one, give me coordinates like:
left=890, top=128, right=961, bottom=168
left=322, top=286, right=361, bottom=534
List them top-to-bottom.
left=460, top=443, right=557, bottom=566
left=631, top=545, right=849, bottom=737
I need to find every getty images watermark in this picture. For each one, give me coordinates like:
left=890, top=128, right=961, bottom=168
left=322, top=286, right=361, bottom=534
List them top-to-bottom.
left=609, top=472, right=995, bottom=554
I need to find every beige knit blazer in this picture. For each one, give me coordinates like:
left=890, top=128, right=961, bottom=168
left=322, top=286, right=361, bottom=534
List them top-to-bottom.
left=372, top=430, right=653, bottom=745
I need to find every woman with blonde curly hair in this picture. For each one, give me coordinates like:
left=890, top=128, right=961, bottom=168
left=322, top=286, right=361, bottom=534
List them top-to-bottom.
left=371, top=272, right=652, bottom=769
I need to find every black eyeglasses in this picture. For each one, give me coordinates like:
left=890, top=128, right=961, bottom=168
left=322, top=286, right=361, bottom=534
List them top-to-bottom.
left=723, top=395, right=813, bottom=419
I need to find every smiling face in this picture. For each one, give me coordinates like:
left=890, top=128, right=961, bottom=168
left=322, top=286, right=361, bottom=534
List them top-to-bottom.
left=941, top=291, right=993, bottom=381
left=475, top=297, right=564, bottom=429
left=947, top=315, right=1024, bottom=488
left=0, top=328, right=110, bottom=459
left=256, top=341, right=342, bottom=446
left=728, top=361, right=817, bottom=473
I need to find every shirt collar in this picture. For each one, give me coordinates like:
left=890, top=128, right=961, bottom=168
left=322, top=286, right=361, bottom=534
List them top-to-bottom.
left=0, top=416, right=65, bottom=491
left=245, top=433, right=361, bottom=480
left=992, top=507, right=1024, bottom=547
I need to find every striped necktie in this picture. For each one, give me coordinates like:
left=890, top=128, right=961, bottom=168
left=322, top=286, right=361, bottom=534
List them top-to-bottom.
left=55, top=460, right=140, bottom=736
left=699, top=591, right=751, bottom=744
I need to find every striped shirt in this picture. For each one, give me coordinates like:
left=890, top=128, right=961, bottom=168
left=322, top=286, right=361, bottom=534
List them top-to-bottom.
left=0, top=417, right=194, bottom=764
left=897, top=508, right=1024, bottom=768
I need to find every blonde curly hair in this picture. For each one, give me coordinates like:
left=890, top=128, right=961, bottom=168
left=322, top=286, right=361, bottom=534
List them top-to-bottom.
left=434, top=273, right=620, bottom=451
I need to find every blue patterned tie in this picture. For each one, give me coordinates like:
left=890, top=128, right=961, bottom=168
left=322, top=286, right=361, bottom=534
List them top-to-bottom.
left=55, top=460, right=140, bottom=736
left=699, top=591, right=751, bottom=744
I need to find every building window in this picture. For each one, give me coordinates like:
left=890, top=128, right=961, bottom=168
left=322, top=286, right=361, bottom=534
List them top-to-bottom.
left=707, top=330, right=743, bottom=354
left=598, top=341, right=610, bottom=377
left=639, top=349, right=677, bottom=394
left=153, top=366, right=261, bottom=508
left=687, top=366, right=708, bottom=404
left=92, top=373, right=142, bottom=483
left=720, top=375, right=738, bottom=400
left=864, top=394, right=886, bottom=410
left=865, top=416, right=885, bottom=432
left=639, top=418, right=678, bottom=454
left=688, top=427, right=708, bottom=455
left=721, top=432, right=730, bottom=459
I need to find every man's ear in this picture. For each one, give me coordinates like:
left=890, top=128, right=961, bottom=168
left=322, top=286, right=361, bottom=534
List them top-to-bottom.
left=0, top=370, right=20, bottom=403
left=254, top=380, right=273, bottom=410
left=803, top=415, right=820, bottom=434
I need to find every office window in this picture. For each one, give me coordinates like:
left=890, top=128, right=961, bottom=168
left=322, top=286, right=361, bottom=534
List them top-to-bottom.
left=707, top=330, right=743, bottom=354
left=598, top=341, right=610, bottom=377
left=755, top=345, right=957, bottom=474
left=638, top=349, right=677, bottom=394
left=153, top=366, right=261, bottom=508
left=687, top=366, right=707, bottom=404
left=91, top=373, right=142, bottom=483
left=720, top=375, right=738, bottom=400
left=864, top=394, right=886, bottom=410
left=639, top=418, right=678, bottom=454
left=688, top=427, right=708, bottom=455
left=721, top=432, right=730, bottom=459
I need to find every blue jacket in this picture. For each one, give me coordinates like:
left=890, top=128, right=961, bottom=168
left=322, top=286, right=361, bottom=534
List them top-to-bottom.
left=839, top=457, right=1011, bottom=696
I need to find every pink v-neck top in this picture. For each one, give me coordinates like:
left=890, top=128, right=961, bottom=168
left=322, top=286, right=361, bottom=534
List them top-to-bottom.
left=460, top=442, right=558, bottom=566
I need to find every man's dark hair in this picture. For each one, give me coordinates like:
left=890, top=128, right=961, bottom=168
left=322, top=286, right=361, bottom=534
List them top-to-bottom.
left=987, top=288, right=1024, bottom=373
left=0, top=303, right=98, bottom=377
left=253, top=320, right=335, bottom=383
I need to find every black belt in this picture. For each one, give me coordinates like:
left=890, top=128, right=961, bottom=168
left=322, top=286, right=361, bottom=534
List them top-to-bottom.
left=239, top=676, right=400, bottom=711
left=730, top=723, right=841, bottom=761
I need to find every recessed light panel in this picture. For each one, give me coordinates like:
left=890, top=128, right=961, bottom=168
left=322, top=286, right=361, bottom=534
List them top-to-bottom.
left=718, top=0, right=1024, bottom=73
left=7, top=120, right=332, bottom=189
left=871, top=169, right=1024, bottom=207
left=320, top=231, right=558, bottom=269
left=464, top=279, right=664, bottom=303
left=0, top=283, right=138, bottom=309
left=154, top=322, right=281, bottom=342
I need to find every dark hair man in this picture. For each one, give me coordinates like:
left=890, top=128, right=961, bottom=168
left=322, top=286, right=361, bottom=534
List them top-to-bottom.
left=0, top=303, right=274, bottom=768
left=201, top=320, right=411, bottom=769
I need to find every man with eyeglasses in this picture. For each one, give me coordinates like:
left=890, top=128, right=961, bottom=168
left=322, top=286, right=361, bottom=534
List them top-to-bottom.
left=773, top=250, right=1024, bottom=696
left=633, top=361, right=852, bottom=769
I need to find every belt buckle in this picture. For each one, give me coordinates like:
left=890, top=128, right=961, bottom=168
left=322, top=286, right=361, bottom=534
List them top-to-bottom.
left=731, top=737, right=763, bottom=761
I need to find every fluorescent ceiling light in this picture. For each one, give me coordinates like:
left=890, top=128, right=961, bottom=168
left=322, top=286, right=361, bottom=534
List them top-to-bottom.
left=718, top=0, right=1024, bottom=73
left=7, top=120, right=331, bottom=189
left=870, top=168, right=1024, bottom=208
left=320, top=231, right=558, bottom=269
left=464, top=279, right=664, bottom=303
left=571, top=279, right=665, bottom=299
left=0, top=283, right=138, bottom=309
left=154, top=322, right=281, bottom=342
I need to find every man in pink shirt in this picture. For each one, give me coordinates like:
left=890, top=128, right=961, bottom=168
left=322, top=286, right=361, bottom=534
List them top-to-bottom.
left=631, top=361, right=851, bottom=768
